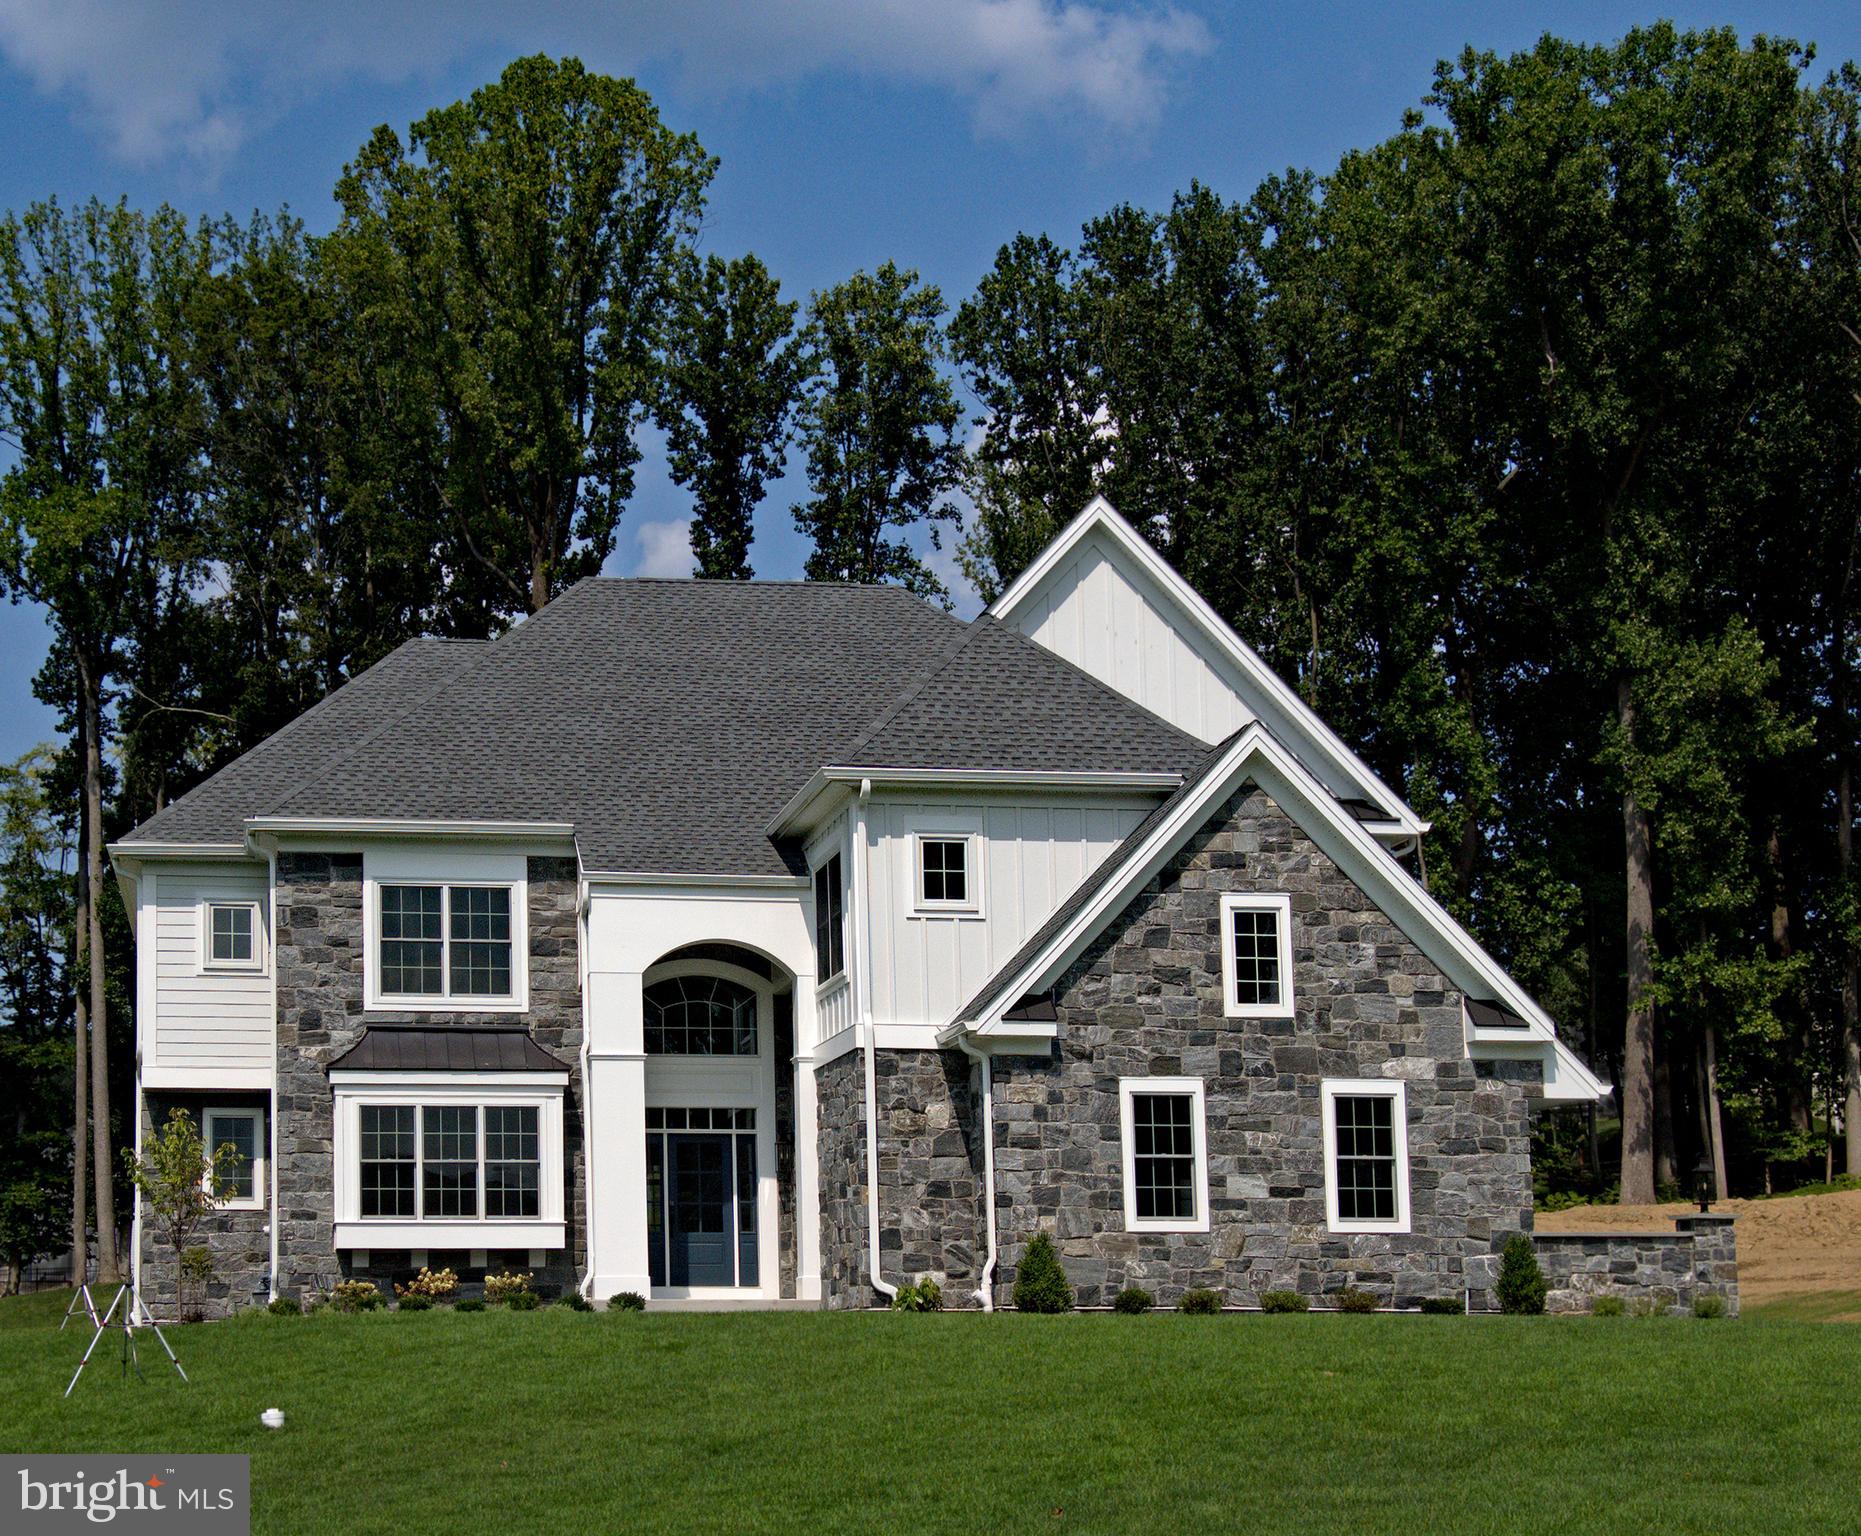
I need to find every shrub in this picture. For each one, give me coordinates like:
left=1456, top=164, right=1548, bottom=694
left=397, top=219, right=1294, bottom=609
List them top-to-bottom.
left=1012, top=1232, right=1074, bottom=1313
left=1495, top=1234, right=1548, bottom=1315
left=394, top=1265, right=459, bottom=1302
left=484, top=1270, right=533, bottom=1305
left=890, top=1277, right=944, bottom=1312
left=331, top=1279, right=383, bottom=1314
left=1113, top=1286, right=1154, bottom=1314
left=1178, top=1287, right=1223, bottom=1315
left=1334, top=1288, right=1378, bottom=1314
left=507, top=1290, right=540, bottom=1311
left=559, top=1290, right=593, bottom=1312
left=1259, top=1290, right=1309, bottom=1313
left=608, top=1291, right=647, bottom=1312
left=396, top=1292, right=433, bottom=1312
left=1693, top=1293, right=1727, bottom=1319
left=1591, top=1295, right=1625, bottom=1317
left=267, top=1296, right=302, bottom=1317
left=1419, top=1296, right=1465, bottom=1315
left=455, top=1297, right=486, bottom=1313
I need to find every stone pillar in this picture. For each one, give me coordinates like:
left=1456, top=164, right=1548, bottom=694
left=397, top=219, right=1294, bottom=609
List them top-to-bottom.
left=586, top=968, right=650, bottom=1301
left=1675, top=1214, right=1738, bottom=1317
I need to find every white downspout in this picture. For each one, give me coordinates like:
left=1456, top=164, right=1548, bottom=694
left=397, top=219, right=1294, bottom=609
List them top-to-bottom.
left=855, top=779, right=896, bottom=1304
left=266, top=846, right=279, bottom=1303
left=576, top=880, right=597, bottom=1300
left=953, top=1034, right=997, bottom=1311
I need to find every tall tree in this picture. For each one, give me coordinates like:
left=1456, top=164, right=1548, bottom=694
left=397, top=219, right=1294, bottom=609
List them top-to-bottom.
left=334, top=54, right=715, bottom=617
left=0, top=198, right=210, bottom=1277
left=656, top=253, right=810, bottom=579
left=795, top=262, right=964, bottom=600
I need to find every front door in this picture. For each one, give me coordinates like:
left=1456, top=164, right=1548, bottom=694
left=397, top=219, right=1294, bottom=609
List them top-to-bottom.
left=668, top=1133, right=734, bottom=1286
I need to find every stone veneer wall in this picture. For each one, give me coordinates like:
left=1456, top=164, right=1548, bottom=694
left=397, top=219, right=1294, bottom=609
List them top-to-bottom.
left=989, top=786, right=1540, bottom=1311
left=268, top=852, right=585, bottom=1301
left=815, top=1052, right=868, bottom=1307
left=137, top=1094, right=272, bottom=1319
left=1535, top=1216, right=1738, bottom=1316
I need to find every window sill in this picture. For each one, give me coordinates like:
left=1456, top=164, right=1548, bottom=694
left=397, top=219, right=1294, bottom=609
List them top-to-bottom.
left=201, top=961, right=265, bottom=976
left=365, top=996, right=528, bottom=1014
left=1123, top=1217, right=1211, bottom=1235
left=334, top=1220, right=564, bottom=1250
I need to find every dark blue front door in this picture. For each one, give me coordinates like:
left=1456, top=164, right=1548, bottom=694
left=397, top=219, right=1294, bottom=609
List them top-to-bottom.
left=669, top=1134, right=733, bottom=1286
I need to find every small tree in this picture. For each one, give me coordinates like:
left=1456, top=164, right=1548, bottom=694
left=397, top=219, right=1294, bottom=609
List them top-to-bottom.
left=124, top=1108, right=237, bottom=1314
left=1011, top=1231, right=1074, bottom=1313
left=1496, top=1233, right=1548, bottom=1315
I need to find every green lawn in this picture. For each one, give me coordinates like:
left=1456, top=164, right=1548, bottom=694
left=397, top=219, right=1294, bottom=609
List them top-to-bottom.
left=3, top=1295, right=1855, bottom=1535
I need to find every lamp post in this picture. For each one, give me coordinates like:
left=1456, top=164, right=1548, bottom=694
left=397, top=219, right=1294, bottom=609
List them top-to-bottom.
left=1693, top=1155, right=1715, bottom=1214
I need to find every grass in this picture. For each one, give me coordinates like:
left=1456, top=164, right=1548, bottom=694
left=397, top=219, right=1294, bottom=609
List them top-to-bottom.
left=1744, top=1289, right=1861, bottom=1324
left=3, top=1293, right=1857, bottom=1535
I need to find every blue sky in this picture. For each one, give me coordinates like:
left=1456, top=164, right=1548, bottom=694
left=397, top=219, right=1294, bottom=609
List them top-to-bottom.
left=2, top=0, right=1859, bottom=764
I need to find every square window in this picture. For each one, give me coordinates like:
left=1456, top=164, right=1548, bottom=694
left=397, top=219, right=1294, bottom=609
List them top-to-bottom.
left=919, top=837, right=970, bottom=907
left=1221, top=894, right=1295, bottom=1019
left=206, top=903, right=257, bottom=967
left=1119, top=1078, right=1208, bottom=1233
left=1322, top=1081, right=1410, bottom=1233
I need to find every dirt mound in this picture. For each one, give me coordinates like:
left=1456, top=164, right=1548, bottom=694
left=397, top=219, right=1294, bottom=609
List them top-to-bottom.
left=1536, top=1189, right=1861, bottom=1304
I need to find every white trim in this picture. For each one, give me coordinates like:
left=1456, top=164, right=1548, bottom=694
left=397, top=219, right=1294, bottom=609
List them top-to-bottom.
left=988, top=497, right=1426, bottom=836
left=955, top=723, right=1607, bottom=1103
left=767, top=765, right=1183, bottom=838
left=247, top=816, right=575, bottom=840
left=910, top=830, right=982, bottom=918
left=109, top=840, right=249, bottom=860
left=362, top=852, right=529, bottom=1012
left=581, top=870, right=808, bottom=888
left=1219, top=892, right=1294, bottom=1020
left=199, top=897, right=265, bottom=973
left=141, top=1065, right=273, bottom=1091
left=1118, top=1077, right=1209, bottom=1234
left=1321, top=1079, right=1411, bottom=1234
left=202, top=1107, right=266, bottom=1212
left=334, top=1221, right=565, bottom=1249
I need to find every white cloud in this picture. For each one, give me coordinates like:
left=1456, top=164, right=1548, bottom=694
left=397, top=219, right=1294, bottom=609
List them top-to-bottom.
left=0, top=0, right=1212, bottom=171
left=632, top=517, right=697, bottom=579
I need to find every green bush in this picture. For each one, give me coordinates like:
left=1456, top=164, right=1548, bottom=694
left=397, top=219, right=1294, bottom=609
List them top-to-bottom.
left=1012, top=1232, right=1074, bottom=1314
left=1495, top=1234, right=1548, bottom=1315
left=484, top=1270, right=532, bottom=1305
left=890, top=1277, right=944, bottom=1312
left=331, top=1279, right=383, bottom=1314
left=1113, top=1287, right=1154, bottom=1314
left=1178, top=1288, right=1222, bottom=1315
left=1334, top=1288, right=1378, bottom=1313
left=507, top=1290, right=540, bottom=1311
left=559, top=1290, right=593, bottom=1312
left=1259, top=1290, right=1308, bottom=1313
left=608, top=1291, right=647, bottom=1312
left=396, top=1292, right=433, bottom=1312
left=1693, top=1293, right=1727, bottom=1319
left=1591, top=1295, right=1625, bottom=1317
left=266, top=1296, right=302, bottom=1317
left=1419, top=1296, right=1464, bottom=1315
left=455, top=1297, right=486, bottom=1313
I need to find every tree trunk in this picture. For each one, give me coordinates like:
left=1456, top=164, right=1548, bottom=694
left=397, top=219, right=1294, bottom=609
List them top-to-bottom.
left=77, top=652, right=118, bottom=1282
left=1619, top=676, right=1658, bottom=1205
left=71, top=704, right=91, bottom=1289
left=1841, top=751, right=1861, bottom=1177
left=1767, top=826, right=1813, bottom=1134
left=1703, top=1023, right=1729, bottom=1202
left=1653, top=1027, right=1678, bottom=1191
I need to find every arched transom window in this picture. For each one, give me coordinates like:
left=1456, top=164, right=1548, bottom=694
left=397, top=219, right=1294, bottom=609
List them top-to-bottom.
left=644, top=975, right=758, bottom=1056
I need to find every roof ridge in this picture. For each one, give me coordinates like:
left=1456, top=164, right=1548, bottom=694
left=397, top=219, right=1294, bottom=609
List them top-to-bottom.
left=838, top=617, right=993, bottom=762
left=261, top=634, right=506, bottom=822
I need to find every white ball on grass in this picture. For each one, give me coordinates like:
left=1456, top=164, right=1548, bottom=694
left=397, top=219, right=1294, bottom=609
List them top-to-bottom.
left=260, top=1408, right=285, bottom=1430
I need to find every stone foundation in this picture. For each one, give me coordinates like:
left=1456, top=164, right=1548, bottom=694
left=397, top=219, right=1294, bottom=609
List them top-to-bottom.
left=816, top=1052, right=868, bottom=1307
left=136, top=1093, right=271, bottom=1320
left=1534, top=1215, right=1739, bottom=1316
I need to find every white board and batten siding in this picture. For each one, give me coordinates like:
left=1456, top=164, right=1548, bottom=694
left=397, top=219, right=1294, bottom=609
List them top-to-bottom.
left=1006, top=532, right=1253, bottom=746
left=864, top=794, right=1153, bottom=1028
left=142, top=861, right=274, bottom=1089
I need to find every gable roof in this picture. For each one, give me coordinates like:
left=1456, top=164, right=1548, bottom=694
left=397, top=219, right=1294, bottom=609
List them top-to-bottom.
left=988, top=498, right=1428, bottom=837
left=117, top=579, right=1202, bottom=878
left=951, top=721, right=1606, bottom=1103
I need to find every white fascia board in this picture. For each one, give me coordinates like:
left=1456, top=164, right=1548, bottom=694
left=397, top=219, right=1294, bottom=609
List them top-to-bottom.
left=989, top=497, right=1426, bottom=836
left=958, top=724, right=1602, bottom=1102
left=767, top=764, right=1183, bottom=839
left=246, top=816, right=575, bottom=841
left=107, top=840, right=251, bottom=863
left=578, top=869, right=808, bottom=889
left=141, top=1065, right=274, bottom=1091
left=329, top=1070, right=569, bottom=1090
left=335, top=1221, right=565, bottom=1250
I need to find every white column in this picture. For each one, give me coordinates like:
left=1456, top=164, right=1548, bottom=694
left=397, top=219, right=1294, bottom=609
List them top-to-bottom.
left=586, top=967, right=651, bottom=1301
left=792, top=972, right=823, bottom=1303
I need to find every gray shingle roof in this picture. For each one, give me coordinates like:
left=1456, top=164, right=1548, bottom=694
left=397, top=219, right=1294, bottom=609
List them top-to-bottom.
left=119, top=579, right=1203, bottom=877
left=328, top=1026, right=569, bottom=1073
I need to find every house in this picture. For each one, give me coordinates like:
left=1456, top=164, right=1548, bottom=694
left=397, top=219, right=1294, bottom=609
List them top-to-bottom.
left=111, top=497, right=1611, bottom=1314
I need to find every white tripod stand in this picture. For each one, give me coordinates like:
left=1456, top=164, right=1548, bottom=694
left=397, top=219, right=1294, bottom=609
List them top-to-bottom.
left=63, top=1282, right=188, bottom=1398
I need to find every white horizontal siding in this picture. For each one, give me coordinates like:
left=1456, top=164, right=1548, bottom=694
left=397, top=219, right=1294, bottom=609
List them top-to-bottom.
left=1015, top=534, right=1253, bottom=745
left=864, top=793, right=1153, bottom=1028
left=148, top=862, right=272, bottom=1077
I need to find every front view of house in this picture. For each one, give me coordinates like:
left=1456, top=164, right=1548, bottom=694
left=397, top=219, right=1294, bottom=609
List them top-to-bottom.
left=112, top=499, right=1604, bottom=1313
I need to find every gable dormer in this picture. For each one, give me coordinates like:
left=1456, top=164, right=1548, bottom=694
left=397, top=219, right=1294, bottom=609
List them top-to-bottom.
left=989, top=498, right=1427, bottom=842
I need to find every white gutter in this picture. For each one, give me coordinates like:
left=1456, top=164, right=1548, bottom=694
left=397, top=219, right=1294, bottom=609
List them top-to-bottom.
left=767, top=766, right=1184, bottom=840
left=853, top=779, right=896, bottom=1304
left=245, top=816, right=575, bottom=840
left=266, top=845, right=280, bottom=1304
left=952, top=1035, right=998, bottom=1311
